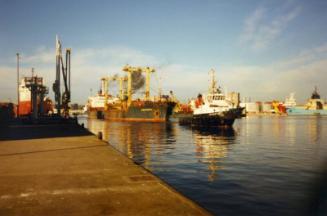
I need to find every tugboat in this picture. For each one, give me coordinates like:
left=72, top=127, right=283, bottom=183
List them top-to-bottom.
left=178, top=70, right=243, bottom=127
left=287, top=87, right=327, bottom=115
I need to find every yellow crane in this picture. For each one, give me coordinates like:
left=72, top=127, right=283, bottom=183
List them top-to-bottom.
left=122, top=65, right=155, bottom=106
left=101, top=75, right=117, bottom=110
left=118, top=76, right=128, bottom=100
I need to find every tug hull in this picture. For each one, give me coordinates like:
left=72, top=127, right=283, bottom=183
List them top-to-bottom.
left=178, top=108, right=241, bottom=128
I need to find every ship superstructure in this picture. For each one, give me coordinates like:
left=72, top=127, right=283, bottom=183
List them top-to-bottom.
left=18, top=75, right=53, bottom=117
left=284, top=93, right=297, bottom=108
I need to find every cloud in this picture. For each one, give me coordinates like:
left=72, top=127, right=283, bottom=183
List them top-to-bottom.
left=240, top=5, right=301, bottom=50
left=240, top=7, right=265, bottom=44
left=1, top=42, right=327, bottom=104
left=220, top=42, right=327, bottom=102
left=277, top=42, right=327, bottom=68
left=0, top=46, right=163, bottom=103
left=23, top=46, right=54, bottom=65
left=0, top=66, right=17, bottom=102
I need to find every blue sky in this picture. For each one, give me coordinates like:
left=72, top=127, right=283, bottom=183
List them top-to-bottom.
left=1, top=0, right=327, bottom=103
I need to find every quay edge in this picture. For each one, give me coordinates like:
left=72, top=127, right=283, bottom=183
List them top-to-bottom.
left=0, top=123, right=212, bottom=216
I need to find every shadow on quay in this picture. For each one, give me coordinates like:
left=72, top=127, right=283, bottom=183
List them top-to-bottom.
left=0, top=121, right=92, bottom=141
left=0, top=144, right=105, bottom=157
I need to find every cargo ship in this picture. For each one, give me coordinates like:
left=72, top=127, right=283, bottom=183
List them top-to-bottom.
left=86, top=65, right=176, bottom=122
left=177, top=70, right=243, bottom=127
left=287, top=87, right=327, bottom=115
left=86, top=94, right=105, bottom=119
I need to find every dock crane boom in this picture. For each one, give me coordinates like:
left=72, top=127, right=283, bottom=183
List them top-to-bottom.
left=53, top=35, right=71, bottom=117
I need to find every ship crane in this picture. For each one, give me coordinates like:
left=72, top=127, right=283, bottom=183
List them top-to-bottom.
left=53, top=35, right=71, bottom=117
left=122, top=65, right=155, bottom=106
left=100, top=75, right=119, bottom=96
left=101, top=75, right=118, bottom=110
left=117, top=76, right=128, bottom=100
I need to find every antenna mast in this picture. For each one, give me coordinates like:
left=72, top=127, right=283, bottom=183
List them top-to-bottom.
left=209, top=69, right=217, bottom=94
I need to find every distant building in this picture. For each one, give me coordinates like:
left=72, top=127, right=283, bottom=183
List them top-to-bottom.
left=226, top=92, right=240, bottom=108
left=240, top=102, right=260, bottom=113
left=262, top=102, right=273, bottom=113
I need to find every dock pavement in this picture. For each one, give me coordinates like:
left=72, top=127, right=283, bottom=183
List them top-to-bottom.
left=0, top=123, right=211, bottom=215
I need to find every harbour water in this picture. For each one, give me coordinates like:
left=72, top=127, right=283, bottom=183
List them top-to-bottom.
left=79, top=116, right=327, bottom=215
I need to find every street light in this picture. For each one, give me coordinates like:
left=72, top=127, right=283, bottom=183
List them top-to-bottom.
left=16, top=53, right=20, bottom=117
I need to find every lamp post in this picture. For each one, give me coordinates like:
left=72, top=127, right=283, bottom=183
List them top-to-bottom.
left=16, top=53, right=20, bottom=117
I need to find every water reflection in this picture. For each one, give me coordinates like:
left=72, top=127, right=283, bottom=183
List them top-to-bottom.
left=307, top=116, right=322, bottom=143
left=80, top=117, right=327, bottom=216
left=86, top=117, right=236, bottom=182
left=285, top=117, right=297, bottom=145
left=87, top=119, right=178, bottom=170
left=183, top=126, right=236, bottom=182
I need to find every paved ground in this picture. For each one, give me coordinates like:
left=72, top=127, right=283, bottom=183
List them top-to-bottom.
left=0, top=124, right=211, bottom=215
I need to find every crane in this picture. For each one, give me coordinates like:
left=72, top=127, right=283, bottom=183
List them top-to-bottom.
left=53, top=35, right=71, bottom=117
left=122, top=65, right=155, bottom=105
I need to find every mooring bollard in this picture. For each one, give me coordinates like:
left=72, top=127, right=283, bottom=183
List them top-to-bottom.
left=97, top=132, right=103, bottom=140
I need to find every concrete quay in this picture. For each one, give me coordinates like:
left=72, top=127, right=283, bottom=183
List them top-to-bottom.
left=0, top=124, right=211, bottom=215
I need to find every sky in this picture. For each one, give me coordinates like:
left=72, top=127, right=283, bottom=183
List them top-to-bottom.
left=1, top=0, right=327, bottom=104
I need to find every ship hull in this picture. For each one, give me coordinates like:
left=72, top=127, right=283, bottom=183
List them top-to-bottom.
left=18, top=101, right=32, bottom=116
left=103, top=101, right=175, bottom=122
left=178, top=108, right=240, bottom=128
left=287, top=108, right=327, bottom=115
left=87, top=109, right=104, bottom=119
left=192, top=113, right=235, bottom=127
